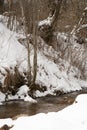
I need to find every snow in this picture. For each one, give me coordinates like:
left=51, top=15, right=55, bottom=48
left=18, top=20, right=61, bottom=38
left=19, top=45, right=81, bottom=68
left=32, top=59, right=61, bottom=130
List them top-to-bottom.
left=84, top=7, right=87, bottom=11
left=0, top=13, right=87, bottom=130
left=38, top=16, right=52, bottom=27
left=0, top=22, right=87, bottom=103
left=0, top=23, right=27, bottom=68
left=0, top=23, right=35, bottom=103
left=77, top=24, right=87, bottom=31
left=35, top=51, right=86, bottom=97
left=7, top=85, right=36, bottom=103
left=16, top=85, right=36, bottom=103
left=0, top=92, right=5, bottom=105
left=0, top=94, right=87, bottom=130
left=75, top=94, right=87, bottom=103
left=0, top=118, right=13, bottom=128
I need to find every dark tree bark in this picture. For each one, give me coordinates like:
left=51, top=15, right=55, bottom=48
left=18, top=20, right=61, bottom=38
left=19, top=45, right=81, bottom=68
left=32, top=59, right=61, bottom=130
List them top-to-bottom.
left=0, top=0, right=4, bottom=13
left=19, top=0, right=31, bottom=86
left=19, top=0, right=38, bottom=89
left=32, top=0, right=38, bottom=84
left=38, top=0, right=63, bottom=43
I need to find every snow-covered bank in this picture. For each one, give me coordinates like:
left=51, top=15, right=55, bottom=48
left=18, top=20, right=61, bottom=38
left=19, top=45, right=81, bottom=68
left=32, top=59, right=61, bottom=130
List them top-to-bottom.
left=0, top=21, right=87, bottom=104
left=0, top=23, right=27, bottom=68
left=34, top=51, right=87, bottom=97
left=0, top=85, right=36, bottom=104
left=0, top=94, right=87, bottom=130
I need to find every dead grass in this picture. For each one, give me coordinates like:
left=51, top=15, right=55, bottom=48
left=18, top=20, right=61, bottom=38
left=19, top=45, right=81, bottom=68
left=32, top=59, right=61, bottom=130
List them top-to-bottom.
left=3, top=66, right=25, bottom=95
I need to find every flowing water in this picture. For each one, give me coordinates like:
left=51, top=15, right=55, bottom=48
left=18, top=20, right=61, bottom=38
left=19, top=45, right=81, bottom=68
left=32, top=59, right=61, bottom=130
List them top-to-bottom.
left=0, top=89, right=87, bottom=119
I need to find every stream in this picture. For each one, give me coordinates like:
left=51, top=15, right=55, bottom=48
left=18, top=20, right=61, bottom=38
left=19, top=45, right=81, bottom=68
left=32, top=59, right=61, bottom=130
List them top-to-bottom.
left=0, top=89, right=87, bottom=119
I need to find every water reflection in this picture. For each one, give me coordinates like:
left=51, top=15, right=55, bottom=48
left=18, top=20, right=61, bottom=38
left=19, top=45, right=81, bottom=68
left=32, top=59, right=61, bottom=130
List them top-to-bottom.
left=0, top=90, right=87, bottom=119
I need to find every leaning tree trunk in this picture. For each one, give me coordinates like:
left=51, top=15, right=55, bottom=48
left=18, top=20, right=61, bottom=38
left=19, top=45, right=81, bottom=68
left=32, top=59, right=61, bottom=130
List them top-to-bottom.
left=38, top=0, right=63, bottom=43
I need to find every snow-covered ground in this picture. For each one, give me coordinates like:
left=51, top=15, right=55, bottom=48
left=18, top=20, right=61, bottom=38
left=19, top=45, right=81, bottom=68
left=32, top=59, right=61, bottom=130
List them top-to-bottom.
left=0, top=18, right=87, bottom=104
left=0, top=94, right=87, bottom=130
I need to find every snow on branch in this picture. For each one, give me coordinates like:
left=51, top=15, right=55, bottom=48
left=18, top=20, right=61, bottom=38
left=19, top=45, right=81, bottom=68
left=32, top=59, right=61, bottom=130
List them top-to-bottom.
left=71, top=6, right=87, bottom=35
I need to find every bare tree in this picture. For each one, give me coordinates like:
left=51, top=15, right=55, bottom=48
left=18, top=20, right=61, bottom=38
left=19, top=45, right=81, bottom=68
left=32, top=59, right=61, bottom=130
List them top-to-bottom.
left=19, top=0, right=31, bottom=86
left=19, top=0, right=39, bottom=90
left=32, top=0, right=38, bottom=84
left=38, top=0, right=63, bottom=43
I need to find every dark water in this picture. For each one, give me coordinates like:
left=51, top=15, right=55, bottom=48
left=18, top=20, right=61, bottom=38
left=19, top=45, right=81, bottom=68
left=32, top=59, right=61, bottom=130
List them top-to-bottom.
left=0, top=90, right=87, bottom=119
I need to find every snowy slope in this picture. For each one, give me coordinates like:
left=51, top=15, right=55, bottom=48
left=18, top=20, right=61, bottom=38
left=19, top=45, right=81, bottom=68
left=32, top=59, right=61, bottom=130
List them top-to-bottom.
left=0, top=22, right=87, bottom=103
left=0, top=23, right=27, bottom=68
left=35, top=52, right=84, bottom=97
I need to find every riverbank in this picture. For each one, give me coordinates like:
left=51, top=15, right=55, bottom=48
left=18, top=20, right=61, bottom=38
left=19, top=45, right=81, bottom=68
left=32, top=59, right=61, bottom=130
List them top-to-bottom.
left=0, top=18, right=87, bottom=105
left=0, top=89, right=87, bottom=119
left=0, top=93, right=87, bottom=130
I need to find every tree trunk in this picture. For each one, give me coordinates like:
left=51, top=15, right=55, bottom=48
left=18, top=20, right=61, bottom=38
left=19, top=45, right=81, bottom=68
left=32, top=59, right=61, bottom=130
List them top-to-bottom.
left=0, top=0, right=4, bottom=13
left=19, top=0, right=31, bottom=86
left=32, top=0, right=38, bottom=84
left=38, top=0, right=63, bottom=43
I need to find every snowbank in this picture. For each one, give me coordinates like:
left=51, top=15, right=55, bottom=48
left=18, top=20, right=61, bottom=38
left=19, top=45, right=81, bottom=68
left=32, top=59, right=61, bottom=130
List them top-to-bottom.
left=0, top=21, right=87, bottom=103
left=0, top=23, right=27, bottom=68
left=35, top=51, right=87, bottom=97
left=0, top=85, right=36, bottom=103
left=7, top=85, right=36, bottom=103
left=0, top=94, right=87, bottom=130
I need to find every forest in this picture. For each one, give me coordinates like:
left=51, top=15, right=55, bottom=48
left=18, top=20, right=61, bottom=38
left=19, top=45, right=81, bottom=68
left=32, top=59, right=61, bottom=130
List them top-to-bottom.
left=0, top=0, right=87, bottom=130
